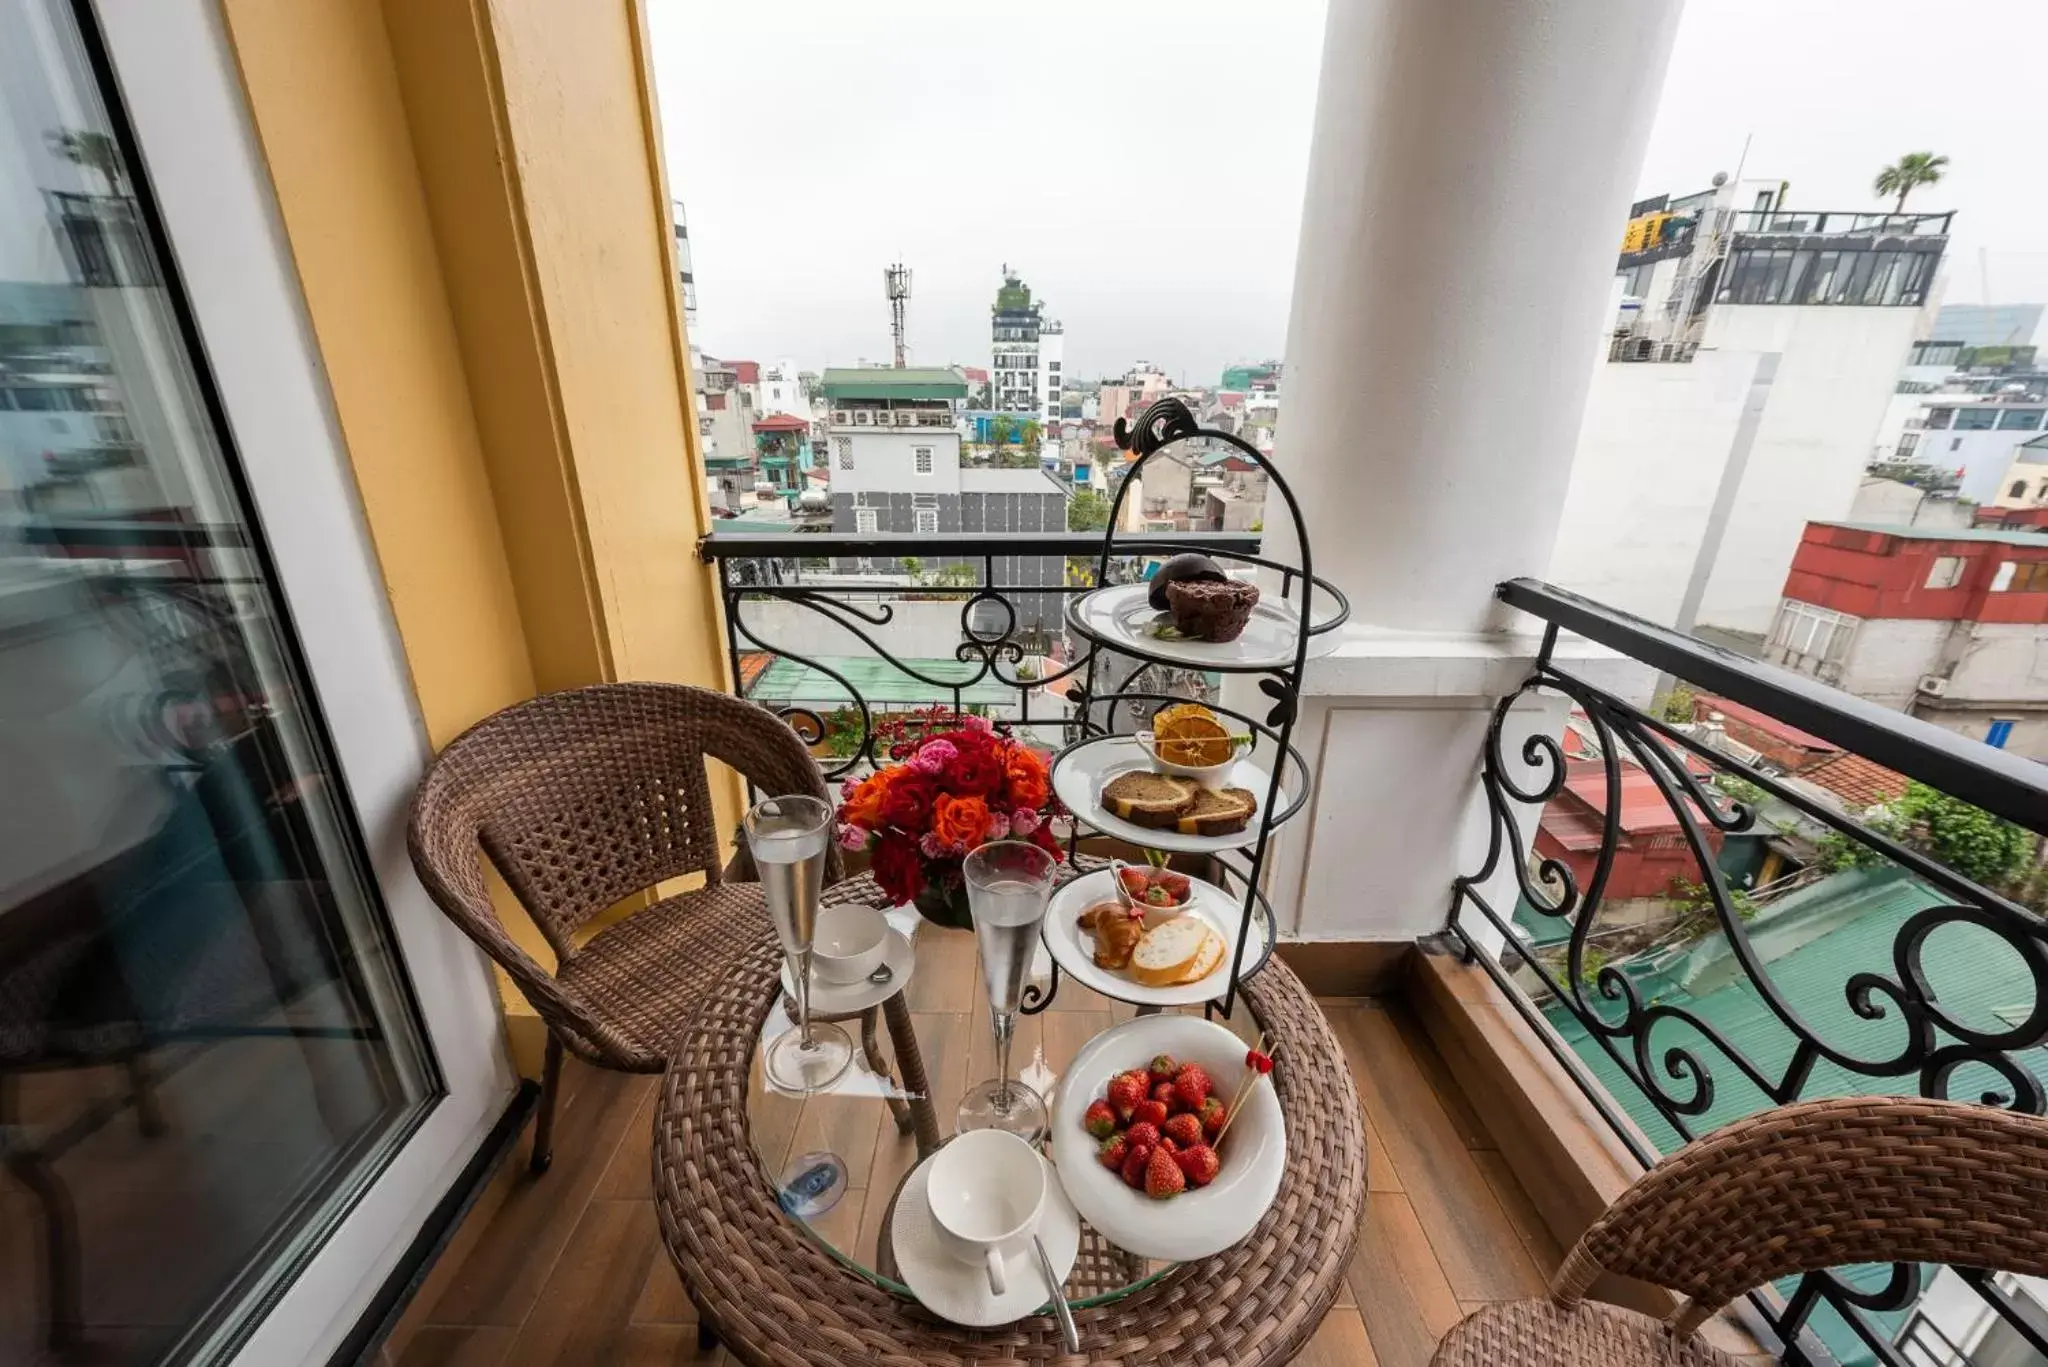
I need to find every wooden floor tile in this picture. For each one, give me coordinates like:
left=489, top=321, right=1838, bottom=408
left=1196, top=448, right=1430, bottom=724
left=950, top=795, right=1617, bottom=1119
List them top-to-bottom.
left=501, top=1198, right=663, bottom=1367
left=1292, top=1307, right=1380, bottom=1367
left=394, top=1325, right=516, bottom=1367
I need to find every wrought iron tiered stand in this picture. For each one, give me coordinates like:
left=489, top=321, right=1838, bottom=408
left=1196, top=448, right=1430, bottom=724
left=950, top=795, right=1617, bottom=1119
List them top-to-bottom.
left=1025, top=397, right=1349, bottom=1020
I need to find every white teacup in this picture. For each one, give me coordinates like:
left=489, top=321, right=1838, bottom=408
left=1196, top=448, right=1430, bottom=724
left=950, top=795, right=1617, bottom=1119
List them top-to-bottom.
left=924, top=1130, right=1046, bottom=1296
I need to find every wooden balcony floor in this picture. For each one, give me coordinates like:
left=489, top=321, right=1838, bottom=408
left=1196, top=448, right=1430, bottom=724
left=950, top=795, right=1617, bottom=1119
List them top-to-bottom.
left=381, top=977, right=1561, bottom=1367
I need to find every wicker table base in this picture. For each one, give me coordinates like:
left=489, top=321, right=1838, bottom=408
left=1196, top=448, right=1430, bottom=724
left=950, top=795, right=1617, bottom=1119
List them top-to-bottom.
left=652, top=874, right=1367, bottom=1367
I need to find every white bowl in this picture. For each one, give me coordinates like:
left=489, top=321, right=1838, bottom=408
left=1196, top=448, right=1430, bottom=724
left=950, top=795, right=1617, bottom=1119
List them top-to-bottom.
left=1135, top=730, right=1247, bottom=790
left=811, top=903, right=888, bottom=984
left=1048, top=1014, right=1284, bottom=1261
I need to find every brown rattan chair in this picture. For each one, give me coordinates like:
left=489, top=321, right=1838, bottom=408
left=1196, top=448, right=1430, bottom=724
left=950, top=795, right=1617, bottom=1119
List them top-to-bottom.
left=407, top=682, right=841, bottom=1172
left=1431, top=1094, right=2048, bottom=1366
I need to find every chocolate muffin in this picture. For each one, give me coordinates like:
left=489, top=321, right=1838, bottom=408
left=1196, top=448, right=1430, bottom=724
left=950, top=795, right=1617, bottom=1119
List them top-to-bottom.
left=1164, top=578, right=1260, bottom=643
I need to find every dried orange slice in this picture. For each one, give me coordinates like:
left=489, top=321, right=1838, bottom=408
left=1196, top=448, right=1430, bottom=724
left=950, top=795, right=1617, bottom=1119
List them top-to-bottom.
left=1154, top=713, right=1235, bottom=767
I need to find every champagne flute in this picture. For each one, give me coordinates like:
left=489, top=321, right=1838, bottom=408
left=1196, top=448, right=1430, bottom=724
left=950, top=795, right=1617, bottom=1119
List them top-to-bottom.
left=746, top=794, right=853, bottom=1093
left=957, top=840, right=1057, bottom=1143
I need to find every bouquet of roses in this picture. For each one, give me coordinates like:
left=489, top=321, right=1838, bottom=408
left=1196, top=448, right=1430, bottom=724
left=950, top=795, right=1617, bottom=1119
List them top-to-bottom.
left=835, top=713, right=1063, bottom=917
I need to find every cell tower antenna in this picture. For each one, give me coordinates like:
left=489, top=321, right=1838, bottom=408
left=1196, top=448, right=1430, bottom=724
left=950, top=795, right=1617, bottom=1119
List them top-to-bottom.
left=884, top=262, right=912, bottom=368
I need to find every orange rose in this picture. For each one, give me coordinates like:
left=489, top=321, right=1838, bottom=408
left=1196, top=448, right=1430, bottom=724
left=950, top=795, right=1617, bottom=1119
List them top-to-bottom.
left=1004, top=746, right=1049, bottom=810
left=840, top=773, right=889, bottom=829
left=932, top=793, right=991, bottom=849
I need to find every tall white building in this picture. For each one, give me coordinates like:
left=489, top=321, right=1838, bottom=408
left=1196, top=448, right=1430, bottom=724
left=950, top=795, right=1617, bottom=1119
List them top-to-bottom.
left=670, top=198, right=698, bottom=336
left=991, top=269, right=1060, bottom=422
left=1037, top=320, right=1063, bottom=428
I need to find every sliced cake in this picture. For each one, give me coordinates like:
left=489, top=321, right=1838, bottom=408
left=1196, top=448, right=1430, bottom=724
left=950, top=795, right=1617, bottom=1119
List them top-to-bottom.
left=1102, top=771, right=1198, bottom=829
left=1175, top=786, right=1257, bottom=837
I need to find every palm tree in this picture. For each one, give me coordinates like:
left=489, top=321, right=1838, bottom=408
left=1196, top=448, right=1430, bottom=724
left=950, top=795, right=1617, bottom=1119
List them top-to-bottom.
left=1873, top=152, right=1948, bottom=213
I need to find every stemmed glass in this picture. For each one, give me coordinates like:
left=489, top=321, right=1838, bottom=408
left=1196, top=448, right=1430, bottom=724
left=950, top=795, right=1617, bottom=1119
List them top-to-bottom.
left=746, top=794, right=853, bottom=1094
left=957, top=840, right=1057, bottom=1143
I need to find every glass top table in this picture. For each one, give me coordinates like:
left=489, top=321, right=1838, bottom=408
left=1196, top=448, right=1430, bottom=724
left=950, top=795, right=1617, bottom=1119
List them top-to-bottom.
left=746, top=908, right=1264, bottom=1308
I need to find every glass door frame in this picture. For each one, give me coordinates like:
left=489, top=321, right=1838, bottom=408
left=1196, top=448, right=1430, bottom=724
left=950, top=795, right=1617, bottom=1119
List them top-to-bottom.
left=83, top=1, right=518, bottom=1362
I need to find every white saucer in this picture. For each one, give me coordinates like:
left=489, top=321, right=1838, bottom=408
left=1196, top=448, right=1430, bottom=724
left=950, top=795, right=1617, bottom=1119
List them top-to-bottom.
left=780, top=927, right=916, bottom=1016
left=889, top=1150, right=1081, bottom=1327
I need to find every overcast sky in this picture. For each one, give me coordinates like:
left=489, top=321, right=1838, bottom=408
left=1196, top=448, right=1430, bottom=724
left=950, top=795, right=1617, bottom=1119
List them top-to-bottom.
left=649, top=1, right=2048, bottom=385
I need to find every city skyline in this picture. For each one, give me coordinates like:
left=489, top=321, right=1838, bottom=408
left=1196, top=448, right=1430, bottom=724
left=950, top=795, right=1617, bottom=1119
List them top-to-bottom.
left=649, top=0, right=2048, bottom=382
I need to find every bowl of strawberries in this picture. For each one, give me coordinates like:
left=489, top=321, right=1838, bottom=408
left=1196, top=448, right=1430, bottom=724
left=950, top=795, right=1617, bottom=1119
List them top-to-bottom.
left=1047, top=1013, right=1284, bottom=1261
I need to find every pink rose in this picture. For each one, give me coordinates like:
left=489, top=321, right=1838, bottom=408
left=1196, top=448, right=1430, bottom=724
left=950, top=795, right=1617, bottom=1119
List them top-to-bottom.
left=962, top=714, right=994, bottom=733
left=910, top=738, right=958, bottom=775
left=1010, top=807, right=1042, bottom=837
left=986, top=810, right=1011, bottom=843
left=837, top=823, right=869, bottom=852
left=919, top=831, right=952, bottom=859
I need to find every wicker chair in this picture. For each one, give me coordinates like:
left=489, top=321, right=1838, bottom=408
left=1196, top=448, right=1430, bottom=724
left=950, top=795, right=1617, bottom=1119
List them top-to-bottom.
left=407, top=682, right=840, bottom=1172
left=1431, top=1095, right=2048, bottom=1366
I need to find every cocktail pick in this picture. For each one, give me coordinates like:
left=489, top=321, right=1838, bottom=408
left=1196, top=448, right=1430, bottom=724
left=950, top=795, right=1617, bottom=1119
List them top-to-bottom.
left=1212, top=1035, right=1277, bottom=1148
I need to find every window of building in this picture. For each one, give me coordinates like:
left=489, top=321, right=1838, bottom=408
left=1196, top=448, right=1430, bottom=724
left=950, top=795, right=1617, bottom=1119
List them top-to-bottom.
left=1924, top=407, right=1954, bottom=430
left=1955, top=408, right=1999, bottom=430
left=1996, top=409, right=2044, bottom=431
left=1895, top=433, right=1919, bottom=459
left=835, top=437, right=853, bottom=470
left=1952, top=437, right=1964, bottom=451
left=914, top=446, right=933, bottom=474
left=2013, top=481, right=2031, bottom=499
left=855, top=507, right=879, bottom=534
left=914, top=508, right=939, bottom=535
left=1925, top=556, right=1965, bottom=589
left=1995, top=562, right=2048, bottom=592
left=1766, top=600, right=1858, bottom=674
left=1987, top=719, right=2017, bottom=749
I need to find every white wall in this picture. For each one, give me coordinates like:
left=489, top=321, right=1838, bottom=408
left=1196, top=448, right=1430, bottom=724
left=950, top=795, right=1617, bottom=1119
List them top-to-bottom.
left=1696, top=304, right=1927, bottom=633
left=1037, top=328, right=1063, bottom=425
left=1548, top=349, right=1763, bottom=625
left=1918, top=426, right=2046, bottom=504
left=827, top=427, right=961, bottom=495
left=1993, top=447, right=2048, bottom=506
left=1847, top=477, right=1972, bottom=529
left=1840, top=616, right=1949, bottom=707
left=1948, top=621, right=2048, bottom=704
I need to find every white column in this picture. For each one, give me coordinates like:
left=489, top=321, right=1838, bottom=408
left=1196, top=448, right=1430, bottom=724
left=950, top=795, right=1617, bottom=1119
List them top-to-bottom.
left=1253, top=0, right=1682, bottom=944
left=1270, top=0, right=1685, bottom=634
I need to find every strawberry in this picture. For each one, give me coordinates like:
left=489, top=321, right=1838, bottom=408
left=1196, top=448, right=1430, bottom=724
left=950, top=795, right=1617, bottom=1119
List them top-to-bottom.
left=1117, top=867, right=1149, bottom=898
left=1154, top=870, right=1192, bottom=900
left=1145, top=885, right=1173, bottom=906
left=1147, top=1053, right=1179, bottom=1084
left=1173, top=1063, right=1214, bottom=1112
left=1106, top=1072, right=1147, bottom=1122
left=1151, top=1080, right=1177, bottom=1107
left=1198, top=1095, right=1227, bottom=1139
left=1133, top=1098, right=1169, bottom=1129
left=1083, top=1099, right=1118, bottom=1139
left=1162, top=1112, right=1204, bottom=1148
left=1124, top=1120, right=1160, bottom=1151
left=1098, top=1133, right=1130, bottom=1171
left=1156, top=1133, right=1177, bottom=1154
left=1120, top=1142, right=1153, bottom=1189
left=1174, top=1143, right=1221, bottom=1188
left=1144, top=1146, right=1186, bottom=1199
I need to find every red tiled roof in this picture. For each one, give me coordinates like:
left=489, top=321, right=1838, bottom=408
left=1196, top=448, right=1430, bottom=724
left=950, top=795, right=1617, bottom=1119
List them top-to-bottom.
left=730, top=360, right=761, bottom=384
left=962, top=367, right=989, bottom=382
left=1217, top=391, right=1245, bottom=408
left=751, top=414, right=810, bottom=432
left=736, top=652, right=774, bottom=692
left=1696, top=694, right=1834, bottom=754
left=1799, top=752, right=1908, bottom=810
left=1557, top=756, right=1713, bottom=836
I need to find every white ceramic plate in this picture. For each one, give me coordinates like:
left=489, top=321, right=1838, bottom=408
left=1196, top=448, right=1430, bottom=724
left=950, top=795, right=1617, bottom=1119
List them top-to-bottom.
left=1066, top=581, right=1340, bottom=671
left=1051, top=736, right=1291, bottom=853
left=1042, top=869, right=1269, bottom=1008
left=779, top=926, right=916, bottom=1017
left=1048, top=1014, right=1284, bottom=1263
left=889, top=1149, right=1081, bottom=1326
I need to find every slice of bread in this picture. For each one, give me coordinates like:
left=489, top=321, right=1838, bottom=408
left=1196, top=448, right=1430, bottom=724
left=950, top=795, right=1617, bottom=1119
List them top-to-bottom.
left=1102, top=771, right=1198, bottom=829
left=1175, top=786, right=1257, bottom=837
left=1127, top=917, right=1213, bottom=987
left=1174, top=928, right=1226, bottom=985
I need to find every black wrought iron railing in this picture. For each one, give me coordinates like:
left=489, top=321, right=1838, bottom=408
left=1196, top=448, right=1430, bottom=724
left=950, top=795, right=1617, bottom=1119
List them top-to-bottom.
left=697, top=529, right=1263, bottom=776
left=1457, top=578, right=2048, bottom=1366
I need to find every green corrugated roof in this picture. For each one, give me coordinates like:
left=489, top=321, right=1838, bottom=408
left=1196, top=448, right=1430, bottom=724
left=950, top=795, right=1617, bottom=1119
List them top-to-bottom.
left=820, top=367, right=967, bottom=400
left=1818, top=521, right=2048, bottom=547
left=745, top=654, right=1015, bottom=707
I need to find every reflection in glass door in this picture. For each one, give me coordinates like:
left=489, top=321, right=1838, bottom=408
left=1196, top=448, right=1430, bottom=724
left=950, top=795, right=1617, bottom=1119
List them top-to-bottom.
left=1, top=1, right=438, bottom=1361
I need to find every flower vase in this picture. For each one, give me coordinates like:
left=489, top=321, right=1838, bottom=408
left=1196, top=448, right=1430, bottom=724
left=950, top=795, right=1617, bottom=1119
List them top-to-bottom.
left=913, top=879, right=974, bottom=931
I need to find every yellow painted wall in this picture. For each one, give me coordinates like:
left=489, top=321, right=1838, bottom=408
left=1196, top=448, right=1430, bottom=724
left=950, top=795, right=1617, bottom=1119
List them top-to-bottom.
left=219, top=0, right=736, bottom=1074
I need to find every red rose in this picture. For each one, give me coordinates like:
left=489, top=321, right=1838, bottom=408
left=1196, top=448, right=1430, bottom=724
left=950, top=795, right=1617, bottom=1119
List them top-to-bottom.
left=943, top=742, right=1006, bottom=798
left=880, top=772, right=936, bottom=832
left=1026, top=821, right=1064, bottom=860
left=870, top=833, right=926, bottom=906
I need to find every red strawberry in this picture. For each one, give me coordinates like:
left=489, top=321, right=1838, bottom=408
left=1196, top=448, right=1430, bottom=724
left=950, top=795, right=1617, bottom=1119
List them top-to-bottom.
left=1117, top=867, right=1149, bottom=898
left=1155, top=870, right=1192, bottom=900
left=1145, top=885, right=1173, bottom=906
left=1147, top=1053, right=1179, bottom=1084
left=1173, top=1063, right=1214, bottom=1111
left=1106, top=1072, right=1146, bottom=1122
left=1151, top=1080, right=1177, bottom=1106
left=1198, top=1095, right=1227, bottom=1139
left=1133, top=1098, right=1169, bottom=1129
left=1083, top=1099, right=1117, bottom=1139
left=1162, top=1112, right=1204, bottom=1148
left=1124, top=1120, right=1160, bottom=1151
left=1098, top=1133, right=1130, bottom=1171
left=1120, top=1142, right=1153, bottom=1189
left=1174, top=1143, right=1221, bottom=1188
left=1144, top=1146, right=1186, bottom=1199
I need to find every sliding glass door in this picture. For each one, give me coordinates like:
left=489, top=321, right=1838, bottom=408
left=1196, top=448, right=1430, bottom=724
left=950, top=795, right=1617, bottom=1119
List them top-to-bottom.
left=2, top=2, right=509, bottom=1363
